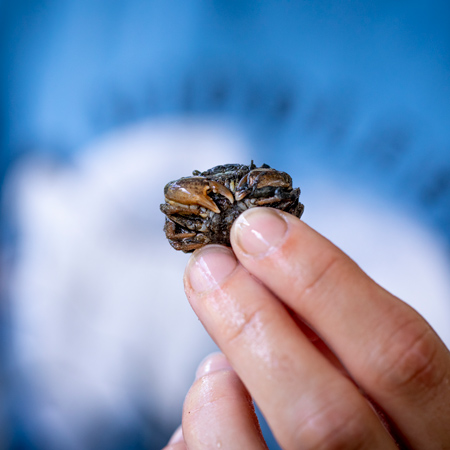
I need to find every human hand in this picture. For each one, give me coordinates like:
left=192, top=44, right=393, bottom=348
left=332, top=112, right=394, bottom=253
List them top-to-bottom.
left=164, top=207, right=450, bottom=449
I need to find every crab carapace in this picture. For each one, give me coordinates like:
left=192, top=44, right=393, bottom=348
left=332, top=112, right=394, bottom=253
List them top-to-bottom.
left=160, top=162, right=304, bottom=252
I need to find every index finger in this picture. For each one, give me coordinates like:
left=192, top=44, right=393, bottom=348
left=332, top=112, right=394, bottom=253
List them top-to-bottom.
left=230, top=207, right=450, bottom=448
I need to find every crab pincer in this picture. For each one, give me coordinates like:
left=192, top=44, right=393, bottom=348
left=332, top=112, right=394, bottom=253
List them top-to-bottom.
left=235, top=168, right=292, bottom=201
left=164, top=177, right=234, bottom=214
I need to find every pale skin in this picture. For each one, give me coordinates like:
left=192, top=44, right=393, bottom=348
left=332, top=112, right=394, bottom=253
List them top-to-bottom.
left=163, top=207, right=450, bottom=450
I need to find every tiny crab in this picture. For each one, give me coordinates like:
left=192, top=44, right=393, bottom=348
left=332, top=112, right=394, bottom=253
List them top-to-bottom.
left=160, top=162, right=304, bottom=252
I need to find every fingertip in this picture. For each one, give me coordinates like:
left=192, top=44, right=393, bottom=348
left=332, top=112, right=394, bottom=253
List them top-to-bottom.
left=231, top=207, right=289, bottom=258
left=184, top=245, right=238, bottom=294
left=195, top=352, right=233, bottom=379
left=182, top=356, right=267, bottom=450
left=163, top=425, right=187, bottom=450
left=168, top=425, right=184, bottom=445
left=162, top=442, right=187, bottom=450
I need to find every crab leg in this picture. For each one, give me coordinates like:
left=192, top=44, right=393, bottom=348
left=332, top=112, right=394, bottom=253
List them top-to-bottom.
left=163, top=220, right=197, bottom=239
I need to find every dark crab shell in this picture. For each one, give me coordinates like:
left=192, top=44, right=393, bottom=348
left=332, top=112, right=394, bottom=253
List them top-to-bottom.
left=160, top=162, right=304, bottom=253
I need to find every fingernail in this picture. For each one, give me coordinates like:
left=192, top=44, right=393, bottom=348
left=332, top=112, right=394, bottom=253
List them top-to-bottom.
left=233, top=208, right=288, bottom=256
left=185, top=245, right=238, bottom=293
left=195, top=352, right=232, bottom=379
left=168, top=425, right=183, bottom=445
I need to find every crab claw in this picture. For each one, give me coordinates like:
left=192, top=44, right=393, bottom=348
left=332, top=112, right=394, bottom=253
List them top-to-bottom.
left=235, top=168, right=292, bottom=201
left=164, top=177, right=234, bottom=214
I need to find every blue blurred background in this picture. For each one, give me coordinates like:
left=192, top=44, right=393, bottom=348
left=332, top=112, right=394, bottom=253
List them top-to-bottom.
left=1, top=1, right=450, bottom=448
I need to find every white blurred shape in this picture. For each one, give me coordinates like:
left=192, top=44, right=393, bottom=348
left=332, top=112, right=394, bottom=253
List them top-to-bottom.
left=7, top=118, right=249, bottom=448
left=304, top=177, right=450, bottom=346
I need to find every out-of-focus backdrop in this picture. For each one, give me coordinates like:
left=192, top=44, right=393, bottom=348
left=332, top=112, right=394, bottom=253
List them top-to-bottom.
left=1, top=1, right=450, bottom=449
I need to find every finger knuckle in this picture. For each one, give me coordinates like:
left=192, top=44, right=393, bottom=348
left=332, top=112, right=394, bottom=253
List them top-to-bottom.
left=294, top=251, right=348, bottom=310
left=224, top=304, right=267, bottom=348
left=370, top=314, right=444, bottom=398
left=291, top=398, right=372, bottom=450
